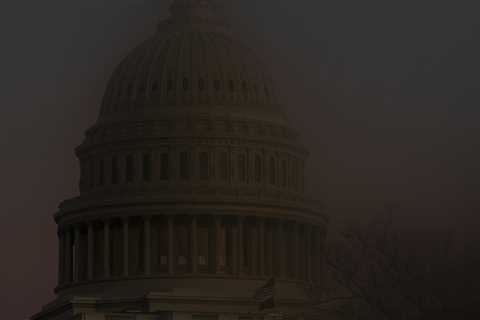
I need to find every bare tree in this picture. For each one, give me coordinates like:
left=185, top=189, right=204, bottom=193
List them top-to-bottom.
left=316, top=210, right=480, bottom=320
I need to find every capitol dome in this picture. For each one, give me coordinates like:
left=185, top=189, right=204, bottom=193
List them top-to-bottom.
left=34, top=1, right=328, bottom=320
left=100, top=18, right=278, bottom=116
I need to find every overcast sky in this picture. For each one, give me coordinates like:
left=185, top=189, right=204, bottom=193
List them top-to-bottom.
left=1, top=1, right=479, bottom=318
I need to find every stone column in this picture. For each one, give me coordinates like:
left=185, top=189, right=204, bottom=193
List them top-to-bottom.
left=191, top=215, right=198, bottom=274
left=214, top=215, right=221, bottom=273
left=144, top=216, right=151, bottom=275
left=168, top=216, right=174, bottom=275
left=238, top=216, right=244, bottom=275
left=122, top=217, right=129, bottom=277
left=232, top=218, right=238, bottom=276
left=258, top=218, right=265, bottom=276
left=104, top=220, right=111, bottom=278
left=277, top=220, right=285, bottom=278
left=293, top=221, right=299, bottom=280
left=87, top=222, right=94, bottom=280
left=306, top=225, right=312, bottom=282
left=74, top=226, right=81, bottom=281
left=64, top=228, right=72, bottom=283
left=58, top=231, right=64, bottom=285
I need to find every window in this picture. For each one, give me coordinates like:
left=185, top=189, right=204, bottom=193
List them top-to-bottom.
left=183, top=77, right=189, bottom=91
left=199, top=78, right=205, bottom=91
left=167, top=79, right=174, bottom=92
left=214, top=79, right=221, bottom=91
left=152, top=80, right=159, bottom=92
left=229, top=80, right=235, bottom=92
left=242, top=81, right=248, bottom=95
left=180, top=151, right=190, bottom=180
left=199, top=152, right=209, bottom=180
left=218, top=152, right=228, bottom=181
left=142, top=153, right=151, bottom=182
left=160, top=153, right=169, bottom=180
left=126, top=154, right=134, bottom=182
left=238, top=154, right=246, bottom=182
left=255, top=154, right=262, bottom=183
left=111, top=156, right=119, bottom=184
left=269, top=156, right=276, bottom=185
left=89, top=158, right=95, bottom=188
left=98, top=159, right=104, bottom=186
left=281, top=159, right=287, bottom=187
left=218, top=222, right=227, bottom=269
left=175, top=224, right=189, bottom=269
left=198, top=225, right=209, bottom=269
left=193, top=316, right=218, bottom=320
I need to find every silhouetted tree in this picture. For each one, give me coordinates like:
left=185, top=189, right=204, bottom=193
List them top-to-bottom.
left=315, top=210, right=479, bottom=320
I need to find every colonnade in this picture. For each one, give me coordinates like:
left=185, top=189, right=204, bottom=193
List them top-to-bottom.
left=58, top=215, right=325, bottom=287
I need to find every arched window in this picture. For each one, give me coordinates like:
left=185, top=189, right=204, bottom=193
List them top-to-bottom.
left=199, top=152, right=209, bottom=180
left=142, top=153, right=151, bottom=182
left=125, top=154, right=134, bottom=183
left=255, top=154, right=262, bottom=183
left=269, top=156, right=276, bottom=185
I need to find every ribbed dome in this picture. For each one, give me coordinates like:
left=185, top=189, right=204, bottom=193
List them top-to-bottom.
left=99, top=0, right=277, bottom=118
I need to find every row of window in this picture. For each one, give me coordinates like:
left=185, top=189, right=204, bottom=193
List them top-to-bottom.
left=110, top=78, right=272, bottom=101
left=81, top=150, right=304, bottom=191
left=60, top=216, right=322, bottom=284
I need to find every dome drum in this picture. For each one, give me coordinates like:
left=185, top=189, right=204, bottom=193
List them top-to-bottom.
left=55, top=212, right=326, bottom=298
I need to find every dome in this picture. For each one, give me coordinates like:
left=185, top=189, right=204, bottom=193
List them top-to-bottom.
left=99, top=0, right=278, bottom=119
left=49, top=2, right=326, bottom=317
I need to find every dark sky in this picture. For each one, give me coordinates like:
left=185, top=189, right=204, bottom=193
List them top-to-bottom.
left=1, top=0, right=480, bottom=318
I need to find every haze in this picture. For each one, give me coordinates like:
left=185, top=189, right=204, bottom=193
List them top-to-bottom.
left=1, top=1, right=479, bottom=318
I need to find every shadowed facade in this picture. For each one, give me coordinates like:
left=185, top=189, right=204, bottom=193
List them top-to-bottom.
left=32, top=1, right=328, bottom=319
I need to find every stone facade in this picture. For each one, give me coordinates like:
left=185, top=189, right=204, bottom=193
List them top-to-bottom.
left=32, top=1, right=328, bottom=320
